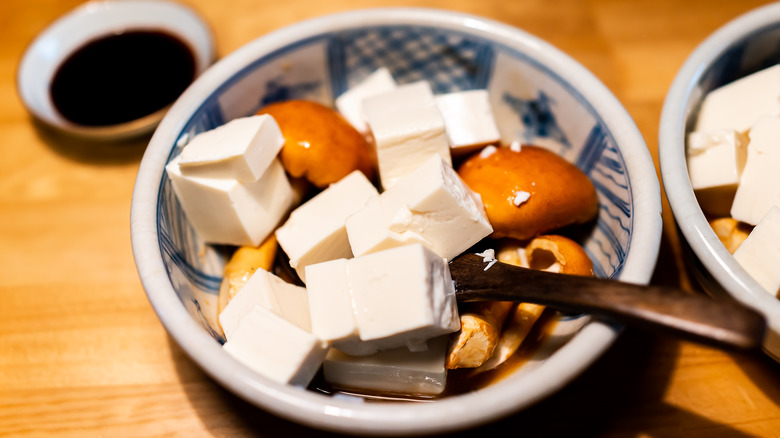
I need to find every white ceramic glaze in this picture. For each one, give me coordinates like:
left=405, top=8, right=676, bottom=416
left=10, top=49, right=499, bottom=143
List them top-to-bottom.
left=17, top=0, right=214, bottom=139
left=659, top=2, right=780, bottom=362
left=131, top=8, right=662, bottom=435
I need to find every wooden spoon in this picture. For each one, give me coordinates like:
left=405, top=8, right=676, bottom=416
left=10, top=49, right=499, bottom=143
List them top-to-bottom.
left=449, top=253, right=766, bottom=351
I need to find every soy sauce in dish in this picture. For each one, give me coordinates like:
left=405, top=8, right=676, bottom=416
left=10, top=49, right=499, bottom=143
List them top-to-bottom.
left=50, top=30, right=195, bottom=127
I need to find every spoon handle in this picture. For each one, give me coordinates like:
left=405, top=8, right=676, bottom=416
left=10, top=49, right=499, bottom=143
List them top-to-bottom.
left=449, top=254, right=766, bottom=351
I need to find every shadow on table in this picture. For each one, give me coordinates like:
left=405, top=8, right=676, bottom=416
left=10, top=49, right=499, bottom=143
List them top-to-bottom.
left=30, top=117, right=149, bottom=165
left=662, top=204, right=780, bottom=412
left=166, top=219, right=756, bottom=438
left=168, top=330, right=757, bottom=438
left=450, top=333, right=762, bottom=438
left=167, top=334, right=344, bottom=438
left=736, top=350, right=780, bottom=409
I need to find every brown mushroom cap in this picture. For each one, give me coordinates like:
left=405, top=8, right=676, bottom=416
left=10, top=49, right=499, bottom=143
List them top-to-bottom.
left=257, top=100, right=375, bottom=188
left=458, top=145, right=598, bottom=240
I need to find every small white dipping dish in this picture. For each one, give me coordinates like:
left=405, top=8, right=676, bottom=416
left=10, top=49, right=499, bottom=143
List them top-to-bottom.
left=17, top=0, right=215, bottom=140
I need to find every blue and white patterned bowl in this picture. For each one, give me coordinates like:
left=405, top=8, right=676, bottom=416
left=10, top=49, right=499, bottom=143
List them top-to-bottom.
left=17, top=0, right=214, bottom=140
left=659, top=2, right=780, bottom=362
left=131, top=8, right=662, bottom=435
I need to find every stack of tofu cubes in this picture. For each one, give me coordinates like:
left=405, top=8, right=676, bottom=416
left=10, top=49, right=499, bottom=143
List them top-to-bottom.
left=686, top=64, right=780, bottom=297
left=166, top=68, right=501, bottom=396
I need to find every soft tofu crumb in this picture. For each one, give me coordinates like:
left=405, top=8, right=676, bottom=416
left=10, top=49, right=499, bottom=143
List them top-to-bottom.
left=176, top=133, right=190, bottom=147
left=510, top=140, right=522, bottom=152
left=479, top=145, right=498, bottom=159
left=513, top=190, right=531, bottom=206
left=476, top=248, right=497, bottom=271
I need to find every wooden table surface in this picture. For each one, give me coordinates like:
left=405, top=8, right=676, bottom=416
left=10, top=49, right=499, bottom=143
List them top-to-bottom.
left=3, top=0, right=780, bottom=436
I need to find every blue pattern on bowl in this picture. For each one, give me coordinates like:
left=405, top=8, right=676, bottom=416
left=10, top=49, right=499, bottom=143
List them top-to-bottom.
left=156, top=25, right=633, bottom=338
left=503, top=91, right=571, bottom=149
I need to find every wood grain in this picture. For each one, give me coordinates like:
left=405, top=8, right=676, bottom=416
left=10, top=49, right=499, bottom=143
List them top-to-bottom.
left=2, top=0, right=780, bottom=436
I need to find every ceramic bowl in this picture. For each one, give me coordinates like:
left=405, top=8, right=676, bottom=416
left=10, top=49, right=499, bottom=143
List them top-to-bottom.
left=17, top=0, right=214, bottom=140
left=659, top=2, right=780, bottom=362
left=131, top=8, right=662, bottom=435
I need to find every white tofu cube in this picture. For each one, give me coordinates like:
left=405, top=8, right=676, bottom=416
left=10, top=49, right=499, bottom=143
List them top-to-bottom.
left=695, top=64, right=780, bottom=133
left=335, top=68, right=397, bottom=134
left=363, top=81, right=452, bottom=189
left=435, top=90, right=500, bottom=156
left=177, top=115, right=285, bottom=182
left=731, top=116, right=780, bottom=225
left=686, top=129, right=748, bottom=216
left=346, top=154, right=493, bottom=261
left=166, top=157, right=295, bottom=246
left=275, top=171, right=379, bottom=282
left=345, top=196, right=429, bottom=256
left=733, top=206, right=780, bottom=297
left=346, top=244, right=460, bottom=352
left=304, top=245, right=460, bottom=356
left=304, top=258, right=354, bottom=341
left=305, top=259, right=378, bottom=356
left=219, top=268, right=311, bottom=340
left=223, top=305, right=328, bottom=387
left=323, top=336, right=449, bottom=396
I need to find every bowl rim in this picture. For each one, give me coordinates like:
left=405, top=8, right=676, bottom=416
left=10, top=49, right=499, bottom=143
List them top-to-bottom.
left=16, top=0, right=215, bottom=140
left=658, top=2, right=780, bottom=360
left=131, top=7, right=662, bottom=434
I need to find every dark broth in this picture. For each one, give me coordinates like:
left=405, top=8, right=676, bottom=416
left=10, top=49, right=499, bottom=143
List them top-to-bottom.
left=50, top=30, right=195, bottom=127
